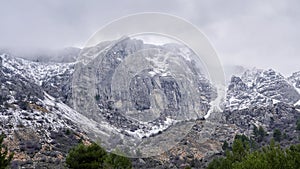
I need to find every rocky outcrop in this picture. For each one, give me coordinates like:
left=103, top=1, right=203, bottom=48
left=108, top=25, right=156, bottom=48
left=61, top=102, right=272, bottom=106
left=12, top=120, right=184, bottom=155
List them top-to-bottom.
left=41, top=65, right=74, bottom=104
left=225, top=68, right=300, bottom=111
left=254, top=69, right=300, bottom=103
left=288, top=71, right=300, bottom=92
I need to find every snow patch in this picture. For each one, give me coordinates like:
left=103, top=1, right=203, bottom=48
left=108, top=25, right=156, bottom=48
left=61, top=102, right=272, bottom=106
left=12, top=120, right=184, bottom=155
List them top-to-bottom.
left=295, top=100, right=300, bottom=106
left=126, top=117, right=177, bottom=139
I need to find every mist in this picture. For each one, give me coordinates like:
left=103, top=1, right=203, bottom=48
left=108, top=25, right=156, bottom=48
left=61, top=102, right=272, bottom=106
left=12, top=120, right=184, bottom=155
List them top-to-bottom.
left=1, top=0, right=300, bottom=75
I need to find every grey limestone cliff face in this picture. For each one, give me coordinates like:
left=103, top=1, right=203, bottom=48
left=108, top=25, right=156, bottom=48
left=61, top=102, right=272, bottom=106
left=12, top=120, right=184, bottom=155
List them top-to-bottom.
left=73, top=38, right=215, bottom=125
left=0, top=55, right=2, bottom=68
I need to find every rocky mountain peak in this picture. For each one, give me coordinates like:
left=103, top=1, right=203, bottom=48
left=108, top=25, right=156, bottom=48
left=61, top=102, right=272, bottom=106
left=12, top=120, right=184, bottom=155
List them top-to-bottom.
left=0, top=55, right=2, bottom=67
left=225, top=68, right=300, bottom=111
left=255, top=69, right=300, bottom=104
left=228, top=76, right=249, bottom=92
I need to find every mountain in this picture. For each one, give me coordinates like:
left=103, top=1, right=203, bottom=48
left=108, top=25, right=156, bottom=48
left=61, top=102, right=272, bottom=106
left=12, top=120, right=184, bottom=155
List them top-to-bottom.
left=71, top=37, right=218, bottom=158
left=1, top=39, right=300, bottom=168
left=225, top=68, right=300, bottom=111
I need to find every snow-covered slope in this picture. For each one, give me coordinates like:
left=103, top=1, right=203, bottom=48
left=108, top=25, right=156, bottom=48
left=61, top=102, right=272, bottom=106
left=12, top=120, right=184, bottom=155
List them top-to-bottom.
left=0, top=52, right=89, bottom=137
left=1, top=53, right=74, bottom=86
left=1, top=53, right=75, bottom=104
left=0, top=54, right=95, bottom=168
left=225, top=68, right=300, bottom=111
left=225, top=76, right=273, bottom=111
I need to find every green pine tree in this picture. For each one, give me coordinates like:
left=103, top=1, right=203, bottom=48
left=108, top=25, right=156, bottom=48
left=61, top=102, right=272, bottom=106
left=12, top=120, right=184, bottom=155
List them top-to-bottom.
left=296, top=119, right=300, bottom=131
left=257, top=126, right=266, bottom=142
left=273, top=129, right=281, bottom=142
left=207, top=136, right=300, bottom=169
left=222, top=141, right=229, bottom=151
left=66, top=142, right=132, bottom=169
left=66, top=143, right=107, bottom=169
left=104, top=153, right=132, bottom=169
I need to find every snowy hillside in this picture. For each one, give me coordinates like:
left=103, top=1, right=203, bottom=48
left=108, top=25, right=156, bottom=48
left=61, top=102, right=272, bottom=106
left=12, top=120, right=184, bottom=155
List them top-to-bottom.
left=225, top=68, right=300, bottom=111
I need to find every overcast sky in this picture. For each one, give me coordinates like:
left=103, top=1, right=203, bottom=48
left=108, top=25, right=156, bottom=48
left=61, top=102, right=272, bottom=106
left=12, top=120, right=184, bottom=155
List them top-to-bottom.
left=1, top=0, right=299, bottom=75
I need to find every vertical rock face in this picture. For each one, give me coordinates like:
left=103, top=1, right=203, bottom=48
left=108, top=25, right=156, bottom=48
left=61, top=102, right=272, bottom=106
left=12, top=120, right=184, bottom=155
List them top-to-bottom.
left=73, top=37, right=215, bottom=122
left=91, top=38, right=212, bottom=118
left=0, top=55, right=2, bottom=69
left=128, top=72, right=183, bottom=112
left=129, top=73, right=153, bottom=111
left=159, top=76, right=181, bottom=112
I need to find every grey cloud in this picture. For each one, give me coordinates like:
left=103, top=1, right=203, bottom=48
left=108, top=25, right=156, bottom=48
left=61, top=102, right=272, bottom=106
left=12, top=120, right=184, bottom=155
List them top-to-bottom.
left=0, top=0, right=299, bottom=75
